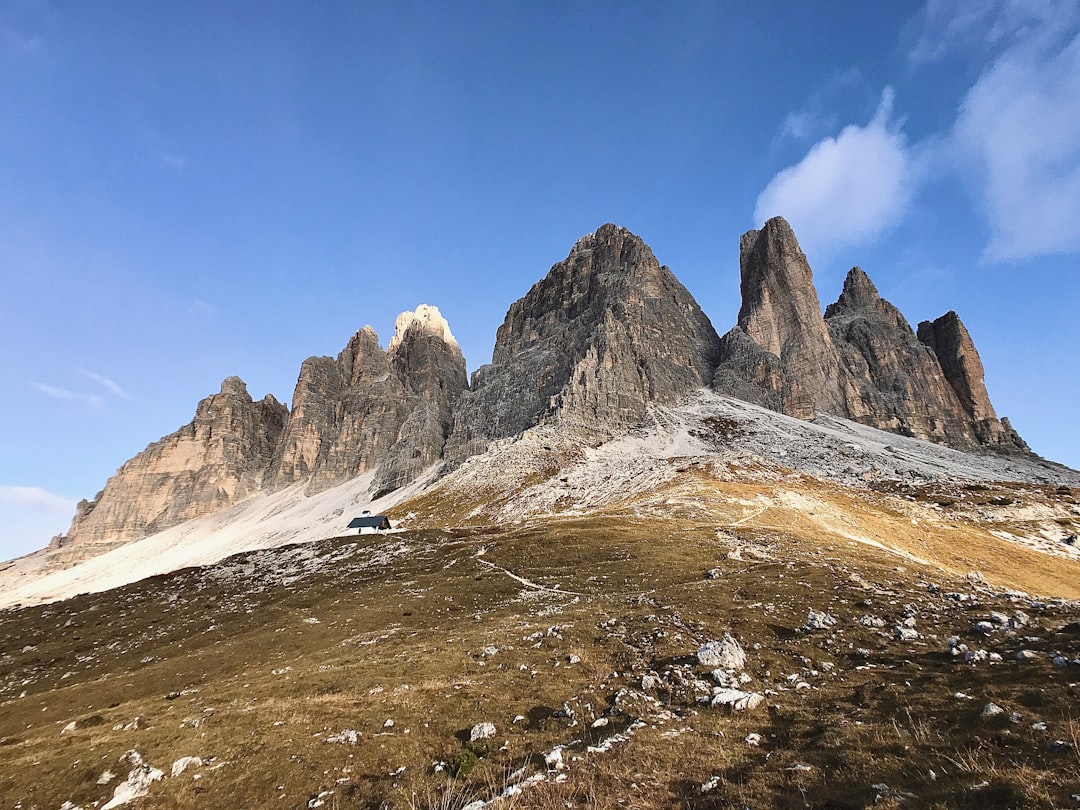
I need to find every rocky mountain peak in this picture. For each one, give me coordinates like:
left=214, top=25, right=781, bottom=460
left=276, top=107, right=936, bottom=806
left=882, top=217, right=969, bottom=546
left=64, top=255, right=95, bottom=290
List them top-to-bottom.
left=736, top=216, right=831, bottom=356
left=713, top=217, right=848, bottom=418
left=716, top=218, right=1029, bottom=453
left=446, top=223, right=721, bottom=457
left=825, top=267, right=881, bottom=316
left=388, top=304, right=459, bottom=355
left=916, top=312, right=1027, bottom=452
left=219, top=375, right=250, bottom=397
left=61, top=377, right=287, bottom=548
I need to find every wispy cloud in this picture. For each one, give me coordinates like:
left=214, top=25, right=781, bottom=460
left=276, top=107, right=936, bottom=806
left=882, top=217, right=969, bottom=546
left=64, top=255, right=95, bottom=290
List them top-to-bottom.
left=907, top=0, right=1073, bottom=65
left=952, top=23, right=1080, bottom=261
left=770, top=68, right=864, bottom=147
left=754, top=88, right=917, bottom=262
left=154, top=150, right=186, bottom=172
left=80, top=369, right=126, bottom=397
left=33, top=382, right=104, bottom=408
left=0, top=485, right=75, bottom=514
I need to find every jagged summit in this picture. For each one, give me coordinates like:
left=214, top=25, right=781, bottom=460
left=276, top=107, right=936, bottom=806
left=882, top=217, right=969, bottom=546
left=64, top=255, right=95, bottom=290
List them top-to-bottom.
left=714, top=216, right=1027, bottom=452
left=720, top=216, right=848, bottom=418
left=50, top=219, right=1033, bottom=555
left=445, top=222, right=721, bottom=458
left=825, top=266, right=881, bottom=315
left=387, top=304, right=459, bottom=354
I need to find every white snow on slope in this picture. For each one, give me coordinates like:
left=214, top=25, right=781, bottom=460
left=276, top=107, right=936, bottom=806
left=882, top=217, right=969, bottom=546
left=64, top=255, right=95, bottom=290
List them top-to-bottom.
left=3, top=389, right=1076, bottom=609
left=0, top=469, right=431, bottom=609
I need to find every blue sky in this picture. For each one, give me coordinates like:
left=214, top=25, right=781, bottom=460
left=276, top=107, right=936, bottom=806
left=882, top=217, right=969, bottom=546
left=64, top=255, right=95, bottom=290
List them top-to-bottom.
left=2, top=1, right=1079, bottom=559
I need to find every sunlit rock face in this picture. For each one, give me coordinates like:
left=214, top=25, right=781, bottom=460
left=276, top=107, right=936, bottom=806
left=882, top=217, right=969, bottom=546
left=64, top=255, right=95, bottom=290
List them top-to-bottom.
left=64, top=376, right=288, bottom=547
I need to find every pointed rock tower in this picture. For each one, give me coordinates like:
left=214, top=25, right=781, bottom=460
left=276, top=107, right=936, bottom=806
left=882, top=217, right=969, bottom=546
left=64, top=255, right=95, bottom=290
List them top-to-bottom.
left=713, top=216, right=1029, bottom=453
left=713, top=217, right=849, bottom=418
left=447, top=223, right=722, bottom=459
left=270, top=305, right=468, bottom=494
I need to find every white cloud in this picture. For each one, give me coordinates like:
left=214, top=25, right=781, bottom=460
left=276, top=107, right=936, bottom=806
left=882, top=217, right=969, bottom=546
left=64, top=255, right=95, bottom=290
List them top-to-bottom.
left=907, top=0, right=1072, bottom=64
left=953, top=29, right=1080, bottom=261
left=771, top=67, right=863, bottom=146
left=754, top=88, right=916, bottom=261
left=80, top=369, right=125, bottom=397
left=33, top=382, right=104, bottom=408
left=0, top=485, right=75, bottom=513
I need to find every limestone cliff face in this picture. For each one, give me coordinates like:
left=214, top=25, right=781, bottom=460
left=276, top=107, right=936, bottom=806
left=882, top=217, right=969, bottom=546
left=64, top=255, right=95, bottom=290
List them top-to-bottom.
left=713, top=217, right=1028, bottom=453
left=713, top=217, right=850, bottom=419
left=58, top=220, right=1032, bottom=553
left=446, top=223, right=722, bottom=459
left=824, top=267, right=983, bottom=446
left=270, top=306, right=468, bottom=495
left=917, top=313, right=1029, bottom=451
left=63, top=377, right=287, bottom=546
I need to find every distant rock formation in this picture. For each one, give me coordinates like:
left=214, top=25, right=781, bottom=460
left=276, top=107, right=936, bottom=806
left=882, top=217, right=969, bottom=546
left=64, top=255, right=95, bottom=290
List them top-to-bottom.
left=713, top=216, right=1027, bottom=453
left=712, top=217, right=849, bottom=419
left=57, top=220, right=1029, bottom=553
left=445, top=223, right=721, bottom=459
left=270, top=305, right=468, bottom=495
left=917, top=312, right=1028, bottom=451
left=64, top=377, right=288, bottom=547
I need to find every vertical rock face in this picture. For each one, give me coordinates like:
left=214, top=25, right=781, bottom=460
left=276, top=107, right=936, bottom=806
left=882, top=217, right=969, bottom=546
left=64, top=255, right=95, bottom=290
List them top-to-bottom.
left=713, top=216, right=1028, bottom=453
left=713, top=217, right=849, bottom=419
left=446, top=223, right=722, bottom=458
left=824, top=268, right=981, bottom=445
left=270, top=306, right=468, bottom=495
left=372, top=306, right=470, bottom=496
left=917, top=313, right=1028, bottom=451
left=63, top=377, right=288, bottom=546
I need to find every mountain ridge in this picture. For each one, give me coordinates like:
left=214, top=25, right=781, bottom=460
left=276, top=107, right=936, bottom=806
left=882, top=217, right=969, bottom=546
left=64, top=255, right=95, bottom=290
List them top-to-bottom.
left=49, top=218, right=1040, bottom=557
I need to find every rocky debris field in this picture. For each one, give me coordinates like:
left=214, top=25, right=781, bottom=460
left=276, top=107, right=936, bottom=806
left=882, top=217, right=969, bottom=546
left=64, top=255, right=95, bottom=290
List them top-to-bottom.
left=3, top=511, right=1080, bottom=809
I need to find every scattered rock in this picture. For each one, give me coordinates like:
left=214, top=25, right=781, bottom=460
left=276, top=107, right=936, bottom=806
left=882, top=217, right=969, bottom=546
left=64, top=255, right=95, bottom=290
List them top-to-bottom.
left=805, top=610, right=837, bottom=631
left=894, top=626, right=920, bottom=642
left=696, top=635, right=747, bottom=670
left=710, top=688, right=764, bottom=711
left=982, top=703, right=1005, bottom=717
left=470, top=722, right=496, bottom=742
left=326, top=730, right=360, bottom=745
left=101, top=752, right=164, bottom=810
left=171, top=757, right=202, bottom=777
left=701, top=775, right=722, bottom=794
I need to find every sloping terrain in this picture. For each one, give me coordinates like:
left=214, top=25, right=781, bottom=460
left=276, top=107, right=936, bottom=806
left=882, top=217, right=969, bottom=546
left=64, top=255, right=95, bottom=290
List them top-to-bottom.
left=4, top=391, right=1077, bottom=611
left=5, top=391, right=1080, bottom=808
left=3, top=497, right=1080, bottom=809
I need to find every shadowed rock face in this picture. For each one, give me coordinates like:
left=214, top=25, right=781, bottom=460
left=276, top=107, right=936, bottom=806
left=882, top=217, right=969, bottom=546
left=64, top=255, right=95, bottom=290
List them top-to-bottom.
left=713, top=217, right=848, bottom=419
left=714, top=217, right=1028, bottom=453
left=445, top=223, right=722, bottom=459
left=271, top=306, right=468, bottom=495
left=918, top=313, right=1028, bottom=452
left=64, top=377, right=288, bottom=547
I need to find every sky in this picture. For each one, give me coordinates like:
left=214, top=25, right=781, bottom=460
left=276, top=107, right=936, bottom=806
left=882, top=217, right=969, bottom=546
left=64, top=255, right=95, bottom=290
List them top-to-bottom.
left=2, top=1, right=1079, bottom=560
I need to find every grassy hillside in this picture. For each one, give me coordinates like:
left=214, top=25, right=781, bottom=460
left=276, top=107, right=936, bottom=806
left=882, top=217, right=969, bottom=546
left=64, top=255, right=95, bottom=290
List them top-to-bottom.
left=4, top=470, right=1080, bottom=808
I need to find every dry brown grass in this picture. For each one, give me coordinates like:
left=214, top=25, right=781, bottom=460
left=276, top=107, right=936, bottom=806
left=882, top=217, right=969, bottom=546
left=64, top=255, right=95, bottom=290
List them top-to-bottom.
left=3, top=469, right=1080, bottom=808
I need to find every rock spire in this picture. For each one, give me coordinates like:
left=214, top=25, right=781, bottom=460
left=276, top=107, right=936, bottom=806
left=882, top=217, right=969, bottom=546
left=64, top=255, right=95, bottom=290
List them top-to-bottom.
left=713, top=217, right=1027, bottom=452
